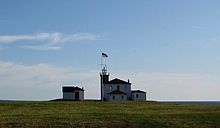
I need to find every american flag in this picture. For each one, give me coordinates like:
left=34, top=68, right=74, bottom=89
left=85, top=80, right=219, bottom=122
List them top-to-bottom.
left=102, top=53, right=108, bottom=58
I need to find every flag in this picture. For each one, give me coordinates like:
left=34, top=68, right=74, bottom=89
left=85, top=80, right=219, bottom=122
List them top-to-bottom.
left=102, top=52, right=108, bottom=58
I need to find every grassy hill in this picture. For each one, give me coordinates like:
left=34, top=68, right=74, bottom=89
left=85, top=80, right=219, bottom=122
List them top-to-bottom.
left=0, top=101, right=220, bottom=128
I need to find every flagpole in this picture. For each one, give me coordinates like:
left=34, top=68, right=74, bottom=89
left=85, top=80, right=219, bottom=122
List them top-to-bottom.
left=101, top=53, right=103, bottom=101
left=101, top=54, right=103, bottom=70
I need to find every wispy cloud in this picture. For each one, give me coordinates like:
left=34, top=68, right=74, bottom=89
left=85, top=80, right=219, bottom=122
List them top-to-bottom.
left=0, top=32, right=100, bottom=50
left=0, top=32, right=99, bottom=43
left=21, top=45, right=62, bottom=51
left=0, top=61, right=99, bottom=100
left=1, top=61, right=219, bottom=100
left=111, top=71, right=220, bottom=101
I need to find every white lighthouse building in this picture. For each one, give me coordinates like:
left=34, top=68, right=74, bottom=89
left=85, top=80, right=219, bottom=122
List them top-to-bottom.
left=100, top=66, right=146, bottom=102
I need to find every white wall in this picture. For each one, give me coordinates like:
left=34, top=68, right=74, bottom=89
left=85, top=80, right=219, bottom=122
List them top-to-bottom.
left=103, top=83, right=131, bottom=101
left=63, top=91, right=84, bottom=100
left=78, top=91, right=84, bottom=100
left=63, top=92, right=75, bottom=100
left=132, top=92, right=146, bottom=101
left=109, top=94, right=127, bottom=102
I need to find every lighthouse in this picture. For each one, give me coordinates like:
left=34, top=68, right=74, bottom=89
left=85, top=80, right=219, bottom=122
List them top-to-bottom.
left=99, top=52, right=146, bottom=102
left=100, top=65, right=109, bottom=101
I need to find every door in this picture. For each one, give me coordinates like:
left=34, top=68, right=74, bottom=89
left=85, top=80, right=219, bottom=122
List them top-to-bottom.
left=75, top=92, right=79, bottom=100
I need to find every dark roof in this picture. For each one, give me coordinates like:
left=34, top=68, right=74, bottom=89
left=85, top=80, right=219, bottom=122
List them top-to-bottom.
left=107, top=78, right=130, bottom=84
left=62, top=86, right=84, bottom=92
left=108, top=90, right=127, bottom=95
left=132, top=90, right=146, bottom=93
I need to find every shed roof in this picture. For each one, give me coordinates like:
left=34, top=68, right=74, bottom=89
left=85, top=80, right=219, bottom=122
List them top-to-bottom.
left=62, top=86, right=84, bottom=92
left=132, top=90, right=146, bottom=93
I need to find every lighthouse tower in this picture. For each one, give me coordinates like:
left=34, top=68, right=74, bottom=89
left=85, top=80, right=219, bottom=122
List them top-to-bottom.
left=100, top=65, right=109, bottom=101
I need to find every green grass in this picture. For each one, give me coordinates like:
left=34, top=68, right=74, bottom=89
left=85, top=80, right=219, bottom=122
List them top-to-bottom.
left=0, top=101, right=220, bottom=128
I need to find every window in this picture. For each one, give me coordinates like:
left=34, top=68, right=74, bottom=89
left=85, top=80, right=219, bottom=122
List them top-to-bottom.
left=117, top=85, right=120, bottom=90
left=109, top=86, right=112, bottom=90
left=136, top=94, right=139, bottom=98
left=121, top=95, right=124, bottom=100
left=113, top=96, right=115, bottom=100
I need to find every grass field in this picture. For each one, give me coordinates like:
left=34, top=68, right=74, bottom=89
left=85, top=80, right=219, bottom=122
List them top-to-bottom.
left=0, top=101, right=220, bottom=128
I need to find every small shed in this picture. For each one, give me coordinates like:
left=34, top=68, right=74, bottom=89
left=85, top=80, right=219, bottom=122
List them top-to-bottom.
left=62, top=86, right=84, bottom=100
left=132, top=90, right=146, bottom=101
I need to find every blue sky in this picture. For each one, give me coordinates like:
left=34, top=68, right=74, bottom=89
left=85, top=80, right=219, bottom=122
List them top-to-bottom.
left=1, top=1, right=220, bottom=101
